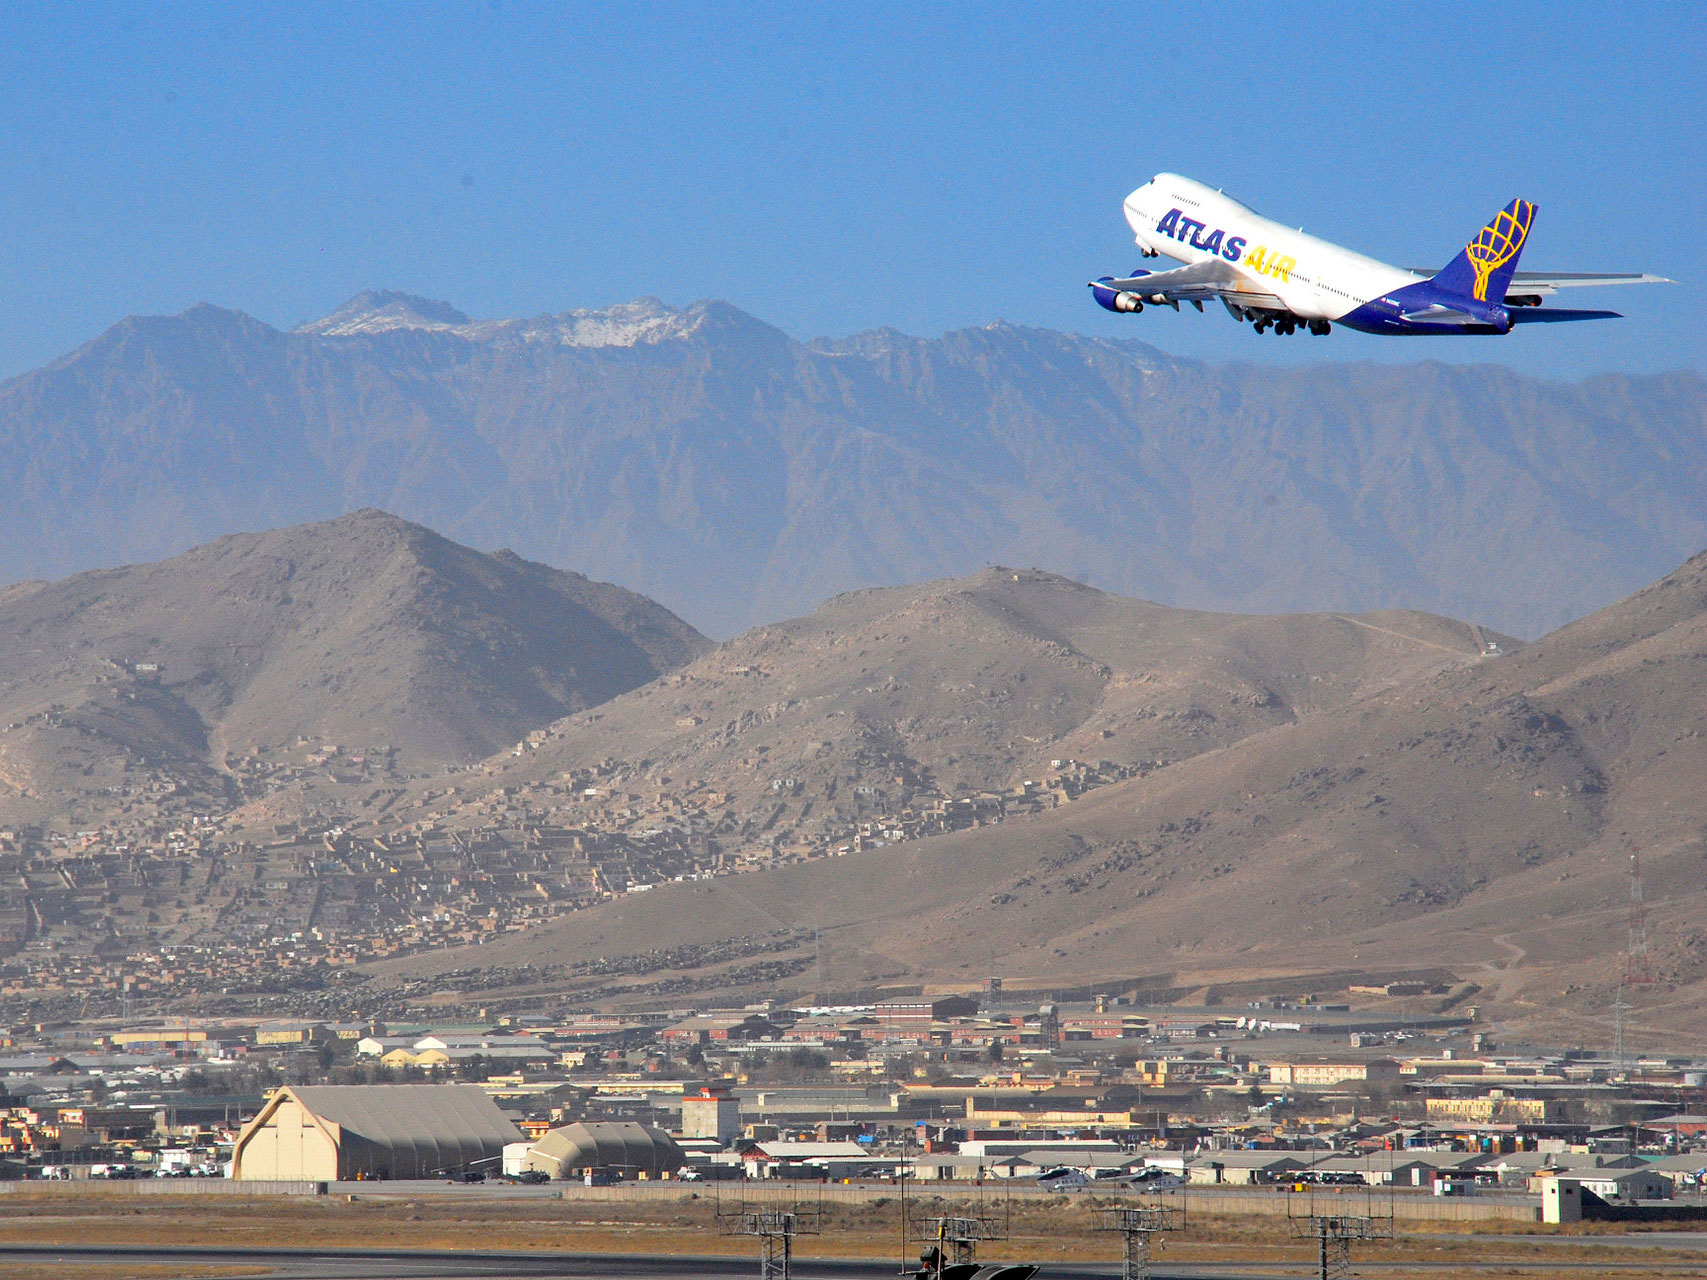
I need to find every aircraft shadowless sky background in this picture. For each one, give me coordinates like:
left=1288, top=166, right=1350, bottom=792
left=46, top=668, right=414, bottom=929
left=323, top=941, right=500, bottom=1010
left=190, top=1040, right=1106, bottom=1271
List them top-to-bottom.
left=2, top=1, right=1702, bottom=382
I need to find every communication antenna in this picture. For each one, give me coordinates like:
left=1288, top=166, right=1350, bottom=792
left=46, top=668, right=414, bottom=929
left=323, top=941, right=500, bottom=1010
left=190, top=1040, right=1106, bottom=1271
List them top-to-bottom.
left=1614, top=842, right=1655, bottom=1072
left=1623, top=843, right=1656, bottom=987
left=1614, top=984, right=1629, bottom=1074
left=717, top=1181, right=821, bottom=1280
left=1287, top=1182, right=1393, bottom=1280
left=1094, top=1202, right=1185, bottom=1280
left=1289, top=1213, right=1390, bottom=1280
left=909, top=1214, right=1009, bottom=1280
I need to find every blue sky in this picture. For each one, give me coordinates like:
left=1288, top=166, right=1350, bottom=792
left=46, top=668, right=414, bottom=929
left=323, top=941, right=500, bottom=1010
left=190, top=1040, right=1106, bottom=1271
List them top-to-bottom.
left=2, top=1, right=1702, bottom=381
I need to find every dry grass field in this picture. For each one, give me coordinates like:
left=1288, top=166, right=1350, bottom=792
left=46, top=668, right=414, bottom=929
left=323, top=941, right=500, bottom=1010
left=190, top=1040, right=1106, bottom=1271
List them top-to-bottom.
left=2, top=1189, right=1706, bottom=1278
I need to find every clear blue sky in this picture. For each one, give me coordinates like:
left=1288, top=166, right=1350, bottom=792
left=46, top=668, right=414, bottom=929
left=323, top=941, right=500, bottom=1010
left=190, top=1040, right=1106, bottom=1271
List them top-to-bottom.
left=3, top=1, right=1702, bottom=381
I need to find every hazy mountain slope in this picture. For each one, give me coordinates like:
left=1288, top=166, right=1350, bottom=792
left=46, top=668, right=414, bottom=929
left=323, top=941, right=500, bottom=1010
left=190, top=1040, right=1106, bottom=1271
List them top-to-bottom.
left=2, top=295, right=1702, bottom=638
left=0, top=511, right=709, bottom=824
left=372, top=550, right=1707, bottom=1043
left=436, top=566, right=1502, bottom=837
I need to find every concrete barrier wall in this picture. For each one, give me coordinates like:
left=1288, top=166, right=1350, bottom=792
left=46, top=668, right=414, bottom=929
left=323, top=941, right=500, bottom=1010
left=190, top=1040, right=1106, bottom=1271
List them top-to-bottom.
left=0, top=1177, right=1540, bottom=1221
left=0, top=1178, right=325, bottom=1196
left=543, top=1180, right=1541, bottom=1222
left=1182, top=1188, right=1538, bottom=1223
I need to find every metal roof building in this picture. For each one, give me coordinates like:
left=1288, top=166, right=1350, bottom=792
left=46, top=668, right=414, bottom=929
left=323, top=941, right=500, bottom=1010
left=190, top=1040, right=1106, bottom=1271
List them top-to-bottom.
left=231, top=1083, right=522, bottom=1181
left=523, top=1121, right=685, bottom=1179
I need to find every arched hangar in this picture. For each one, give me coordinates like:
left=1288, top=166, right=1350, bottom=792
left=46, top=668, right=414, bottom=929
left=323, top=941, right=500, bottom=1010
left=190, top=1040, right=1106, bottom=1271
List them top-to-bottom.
left=232, top=1083, right=522, bottom=1181
left=523, top=1121, right=685, bottom=1179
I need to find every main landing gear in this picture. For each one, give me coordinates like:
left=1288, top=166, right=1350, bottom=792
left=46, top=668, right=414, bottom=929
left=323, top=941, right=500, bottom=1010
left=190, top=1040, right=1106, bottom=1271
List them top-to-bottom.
left=1250, top=313, right=1331, bottom=336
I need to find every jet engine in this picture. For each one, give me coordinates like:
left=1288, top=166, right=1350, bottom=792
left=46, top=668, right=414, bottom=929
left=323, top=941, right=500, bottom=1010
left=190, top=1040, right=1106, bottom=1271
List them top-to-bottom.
left=1089, top=274, right=1148, bottom=313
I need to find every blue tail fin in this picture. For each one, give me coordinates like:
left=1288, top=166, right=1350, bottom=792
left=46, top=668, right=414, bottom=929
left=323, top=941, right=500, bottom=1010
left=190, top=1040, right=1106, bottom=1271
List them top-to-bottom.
left=1432, top=198, right=1536, bottom=302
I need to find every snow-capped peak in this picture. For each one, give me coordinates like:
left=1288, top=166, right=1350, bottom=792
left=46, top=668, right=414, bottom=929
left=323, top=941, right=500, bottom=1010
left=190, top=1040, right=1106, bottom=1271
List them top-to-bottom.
left=296, top=290, right=472, bottom=337
left=295, top=293, right=720, bottom=349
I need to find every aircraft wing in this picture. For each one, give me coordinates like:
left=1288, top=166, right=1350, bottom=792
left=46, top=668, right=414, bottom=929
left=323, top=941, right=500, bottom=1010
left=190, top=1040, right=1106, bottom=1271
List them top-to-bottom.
left=1091, top=259, right=1287, bottom=311
left=1406, top=269, right=1673, bottom=299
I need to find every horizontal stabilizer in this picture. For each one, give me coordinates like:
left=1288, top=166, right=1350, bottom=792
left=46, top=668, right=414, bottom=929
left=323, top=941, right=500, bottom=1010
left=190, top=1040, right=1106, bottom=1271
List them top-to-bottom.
left=1401, top=305, right=1480, bottom=325
left=1507, top=307, right=1623, bottom=324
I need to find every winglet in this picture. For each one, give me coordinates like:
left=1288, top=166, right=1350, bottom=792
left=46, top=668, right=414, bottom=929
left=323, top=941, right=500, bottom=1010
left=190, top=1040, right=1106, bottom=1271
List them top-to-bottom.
left=1432, top=199, right=1537, bottom=302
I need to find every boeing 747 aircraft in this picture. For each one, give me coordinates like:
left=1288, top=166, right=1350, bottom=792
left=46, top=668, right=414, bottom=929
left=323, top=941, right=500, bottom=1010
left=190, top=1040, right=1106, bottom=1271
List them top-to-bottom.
left=1091, top=174, right=1670, bottom=335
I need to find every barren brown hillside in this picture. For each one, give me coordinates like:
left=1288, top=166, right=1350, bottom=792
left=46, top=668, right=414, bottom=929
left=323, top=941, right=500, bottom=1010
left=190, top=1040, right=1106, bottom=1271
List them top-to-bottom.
left=0, top=511, right=708, bottom=826
left=368, top=551, right=1707, bottom=1047
left=404, top=566, right=1501, bottom=836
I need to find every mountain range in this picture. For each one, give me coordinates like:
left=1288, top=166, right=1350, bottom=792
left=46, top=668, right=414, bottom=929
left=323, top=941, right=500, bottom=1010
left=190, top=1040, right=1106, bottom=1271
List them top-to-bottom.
left=2, top=291, right=1703, bottom=638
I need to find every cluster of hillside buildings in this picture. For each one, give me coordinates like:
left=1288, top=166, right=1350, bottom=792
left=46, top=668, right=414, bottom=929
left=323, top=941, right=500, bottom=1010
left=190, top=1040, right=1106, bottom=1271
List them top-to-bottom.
left=0, top=750, right=1142, bottom=1017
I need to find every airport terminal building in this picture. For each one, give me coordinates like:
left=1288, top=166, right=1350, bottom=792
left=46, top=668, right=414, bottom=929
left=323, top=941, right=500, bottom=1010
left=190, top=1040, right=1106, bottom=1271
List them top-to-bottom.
left=231, top=1083, right=522, bottom=1181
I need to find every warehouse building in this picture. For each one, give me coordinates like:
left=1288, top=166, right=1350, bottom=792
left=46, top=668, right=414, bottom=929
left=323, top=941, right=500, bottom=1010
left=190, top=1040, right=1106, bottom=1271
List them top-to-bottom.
left=230, top=1084, right=522, bottom=1181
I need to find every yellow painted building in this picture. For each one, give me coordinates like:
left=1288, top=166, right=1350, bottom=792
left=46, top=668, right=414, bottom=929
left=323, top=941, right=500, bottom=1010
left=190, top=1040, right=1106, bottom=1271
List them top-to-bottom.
left=1425, top=1094, right=1557, bottom=1124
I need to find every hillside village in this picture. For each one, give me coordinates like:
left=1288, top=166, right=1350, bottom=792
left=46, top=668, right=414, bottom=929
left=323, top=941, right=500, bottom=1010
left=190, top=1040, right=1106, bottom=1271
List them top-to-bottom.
left=0, top=740, right=1138, bottom=1018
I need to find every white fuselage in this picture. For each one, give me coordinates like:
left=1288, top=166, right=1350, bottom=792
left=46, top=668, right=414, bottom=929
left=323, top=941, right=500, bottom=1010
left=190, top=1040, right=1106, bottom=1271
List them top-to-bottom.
left=1123, top=174, right=1420, bottom=321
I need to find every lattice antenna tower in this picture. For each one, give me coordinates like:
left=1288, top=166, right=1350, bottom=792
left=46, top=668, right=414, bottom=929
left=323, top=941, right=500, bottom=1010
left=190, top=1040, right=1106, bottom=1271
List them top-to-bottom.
left=1623, top=843, right=1656, bottom=987
left=716, top=1183, right=822, bottom=1280
left=1288, top=1188, right=1394, bottom=1280
left=1095, top=1203, right=1185, bottom=1280
left=910, top=1214, right=1008, bottom=1279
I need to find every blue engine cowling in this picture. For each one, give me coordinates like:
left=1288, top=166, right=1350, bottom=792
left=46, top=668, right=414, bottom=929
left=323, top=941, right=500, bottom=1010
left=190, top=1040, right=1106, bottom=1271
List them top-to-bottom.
left=1090, top=271, right=1151, bottom=313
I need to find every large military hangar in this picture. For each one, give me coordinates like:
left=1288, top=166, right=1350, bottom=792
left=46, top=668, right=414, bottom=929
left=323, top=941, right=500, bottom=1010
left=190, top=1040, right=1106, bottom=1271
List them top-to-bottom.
left=231, top=1083, right=522, bottom=1181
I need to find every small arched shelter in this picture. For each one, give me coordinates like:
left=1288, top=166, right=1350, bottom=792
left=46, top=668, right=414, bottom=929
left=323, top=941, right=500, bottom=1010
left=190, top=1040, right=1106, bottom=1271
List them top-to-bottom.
left=523, top=1121, right=685, bottom=1179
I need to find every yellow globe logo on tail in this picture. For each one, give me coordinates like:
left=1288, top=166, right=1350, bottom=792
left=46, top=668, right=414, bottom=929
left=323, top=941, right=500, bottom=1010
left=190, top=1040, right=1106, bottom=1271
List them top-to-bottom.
left=1465, top=200, right=1535, bottom=301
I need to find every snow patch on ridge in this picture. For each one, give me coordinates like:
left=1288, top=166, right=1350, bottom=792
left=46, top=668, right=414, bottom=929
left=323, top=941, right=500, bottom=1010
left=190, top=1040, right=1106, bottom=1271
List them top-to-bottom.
left=298, top=294, right=710, bottom=348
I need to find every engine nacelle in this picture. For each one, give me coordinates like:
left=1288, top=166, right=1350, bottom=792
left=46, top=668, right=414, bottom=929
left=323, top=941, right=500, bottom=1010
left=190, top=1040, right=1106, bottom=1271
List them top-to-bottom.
left=1090, top=277, right=1145, bottom=313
